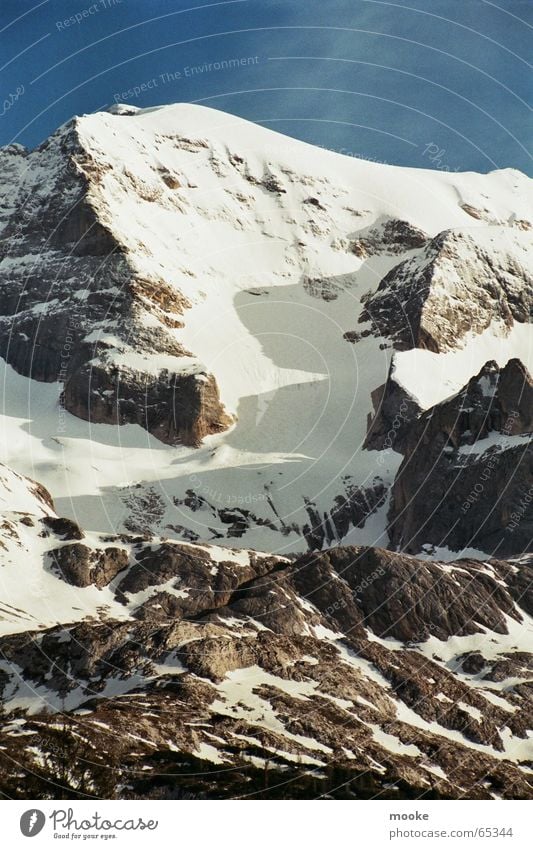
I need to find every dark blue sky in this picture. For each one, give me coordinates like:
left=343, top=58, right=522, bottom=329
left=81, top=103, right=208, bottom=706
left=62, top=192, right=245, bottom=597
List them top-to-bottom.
left=1, top=0, right=531, bottom=174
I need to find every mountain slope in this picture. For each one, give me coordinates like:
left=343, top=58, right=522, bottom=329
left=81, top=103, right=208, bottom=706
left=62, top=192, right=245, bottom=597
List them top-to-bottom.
left=0, top=103, right=531, bottom=555
left=0, top=103, right=532, bottom=800
left=0, top=466, right=531, bottom=799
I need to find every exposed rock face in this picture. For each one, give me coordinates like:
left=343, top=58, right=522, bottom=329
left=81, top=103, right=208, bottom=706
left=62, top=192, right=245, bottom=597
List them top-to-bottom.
left=0, top=122, right=230, bottom=446
left=349, top=217, right=428, bottom=257
left=360, top=230, right=532, bottom=352
left=389, top=360, right=533, bottom=555
left=63, top=364, right=231, bottom=447
left=364, top=365, right=422, bottom=451
left=41, top=516, right=84, bottom=540
left=0, top=528, right=532, bottom=799
left=114, top=542, right=280, bottom=621
left=49, top=543, right=129, bottom=588
left=292, top=547, right=523, bottom=641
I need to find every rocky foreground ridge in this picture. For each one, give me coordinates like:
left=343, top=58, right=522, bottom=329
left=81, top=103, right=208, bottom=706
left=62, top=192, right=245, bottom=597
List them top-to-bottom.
left=0, top=468, right=532, bottom=799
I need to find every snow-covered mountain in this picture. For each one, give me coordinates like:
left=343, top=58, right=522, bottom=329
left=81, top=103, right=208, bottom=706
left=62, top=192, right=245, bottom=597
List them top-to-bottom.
left=0, top=102, right=531, bottom=556
left=0, top=104, right=531, bottom=799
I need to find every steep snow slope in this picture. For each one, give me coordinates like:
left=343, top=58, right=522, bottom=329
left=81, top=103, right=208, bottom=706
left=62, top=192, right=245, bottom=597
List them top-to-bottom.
left=0, top=103, right=531, bottom=554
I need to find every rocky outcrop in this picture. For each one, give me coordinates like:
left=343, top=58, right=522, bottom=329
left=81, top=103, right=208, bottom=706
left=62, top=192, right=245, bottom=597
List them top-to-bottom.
left=0, top=122, right=230, bottom=445
left=350, top=217, right=428, bottom=257
left=360, top=230, right=532, bottom=351
left=388, top=359, right=533, bottom=555
left=63, top=363, right=231, bottom=447
left=364, top=366, right=422, bottom=451
left=41, top=516, right=84, bottom=540
left=114, top=541, right=279, bottom=621
left=48, top=543, right=129, bottom=588
left=292, top=547, right=524, bottom=641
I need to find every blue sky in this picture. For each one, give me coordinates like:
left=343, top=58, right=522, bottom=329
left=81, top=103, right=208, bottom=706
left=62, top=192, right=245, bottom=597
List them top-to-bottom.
left=1, top=0, right=531, bottom=174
